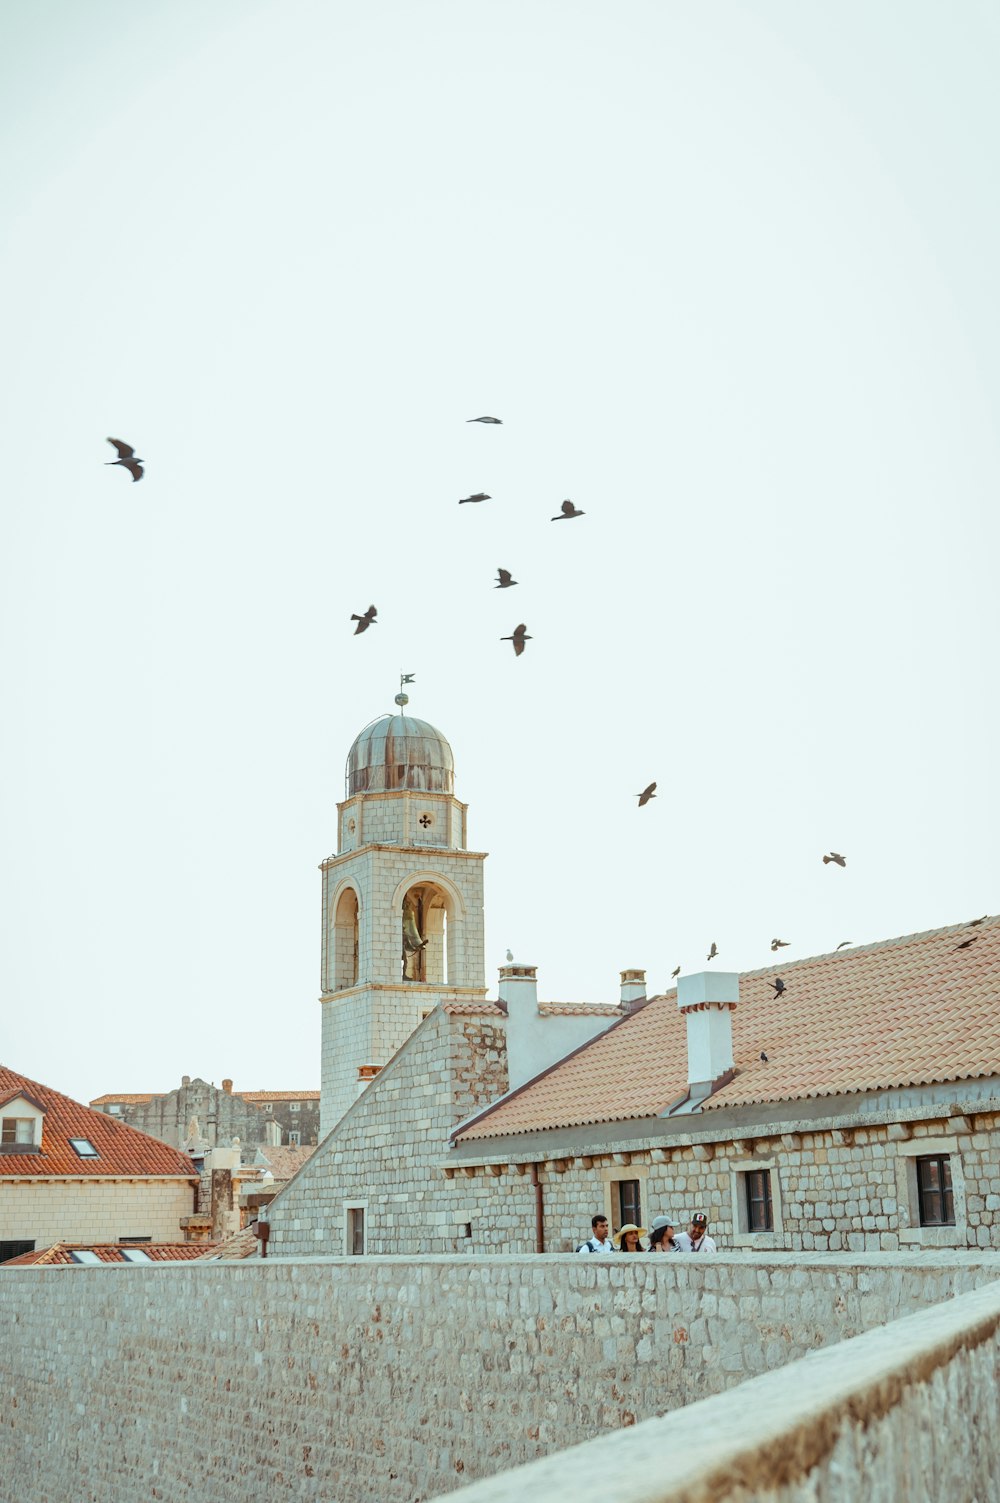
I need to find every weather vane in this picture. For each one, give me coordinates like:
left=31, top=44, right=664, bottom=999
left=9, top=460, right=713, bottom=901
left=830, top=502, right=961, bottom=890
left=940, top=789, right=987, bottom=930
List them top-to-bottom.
left=395, top=672, right=415, bottom=710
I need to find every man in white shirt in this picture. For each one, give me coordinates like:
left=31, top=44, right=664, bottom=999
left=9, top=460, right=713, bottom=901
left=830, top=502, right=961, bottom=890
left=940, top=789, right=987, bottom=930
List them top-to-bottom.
left=674, top=1210, right=718, bottom=1253
left=577, top=1214, right=615, bottom=1253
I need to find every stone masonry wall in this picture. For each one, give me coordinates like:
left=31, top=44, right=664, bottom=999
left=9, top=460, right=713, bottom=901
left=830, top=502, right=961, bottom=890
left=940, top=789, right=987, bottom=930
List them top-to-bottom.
left=278, top=1007, right=510, bottom=1256
left=449, top=1104, right=1000, bottom=1256
left=0, top=1178, right=195, bottom=1248
left=2, top=1254, right=999, bottom=1503
left=431, top=1275, right=1000, bottom=1503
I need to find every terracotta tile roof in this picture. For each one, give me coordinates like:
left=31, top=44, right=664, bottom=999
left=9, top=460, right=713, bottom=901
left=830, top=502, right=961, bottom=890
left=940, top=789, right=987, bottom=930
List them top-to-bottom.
left=454, top=917, right=1000, bottom=1141
left=442, top=1002, right=506, bottom=1016
left=538, top=1002, right=622, bottom=1017
left=0, top=1067, right=199, bottom=1179
left=238, top=1090, right=319, bottom=1103
left=88, top=1093, right=161, bottom=1106
left=253, top=1145, right=315, bottom=1180
left=194, top=1226, right=260, bottom=1260
left=3, top=1242, right=217, bottom=1266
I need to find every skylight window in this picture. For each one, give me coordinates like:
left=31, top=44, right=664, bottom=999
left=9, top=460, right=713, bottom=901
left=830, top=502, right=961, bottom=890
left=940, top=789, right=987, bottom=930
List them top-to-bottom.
left=68, top=1138, right=99, bottom=1158
left=120, top=1248, right=153, bottom=1263
left=69, top=1250, right=102, bottom=1265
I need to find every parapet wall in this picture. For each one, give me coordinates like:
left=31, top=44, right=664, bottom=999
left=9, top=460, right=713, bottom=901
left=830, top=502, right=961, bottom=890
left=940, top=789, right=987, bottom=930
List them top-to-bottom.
left=3, top=1253, right=1000, bottom=1503
left=433, top=1276, right=1000, bottom=1503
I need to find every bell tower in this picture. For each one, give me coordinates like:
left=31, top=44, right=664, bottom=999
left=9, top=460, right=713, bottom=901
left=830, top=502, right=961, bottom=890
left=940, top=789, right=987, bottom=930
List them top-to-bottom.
left=319, top=699, right=487, bottom=1132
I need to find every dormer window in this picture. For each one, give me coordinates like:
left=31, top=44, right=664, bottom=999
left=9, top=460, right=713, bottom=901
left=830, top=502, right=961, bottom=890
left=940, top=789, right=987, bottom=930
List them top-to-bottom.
left=1, top=1117, right=35, bottom=1145
left=69, top=1138, right=99, bottom=1158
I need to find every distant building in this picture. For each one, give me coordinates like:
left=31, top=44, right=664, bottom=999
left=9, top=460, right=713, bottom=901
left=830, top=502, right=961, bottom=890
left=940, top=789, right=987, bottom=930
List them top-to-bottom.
left=0, top=1066, right=198, bottom=1264
left=89, top=1077, right=320, bottom=1154
left=2, top=1242, right=216, bottom=1266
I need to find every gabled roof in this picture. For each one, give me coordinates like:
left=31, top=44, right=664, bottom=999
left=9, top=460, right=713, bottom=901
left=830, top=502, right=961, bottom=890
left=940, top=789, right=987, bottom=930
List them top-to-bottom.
left=454, top=916, right=1000, bottom=1142
left=0, top=1067, right=199, bottom=1178
left=88, top=1093, right=161, bottom=1106
left=253, top=1144, right=315, bottom=1179
left=194, top=1226, right=260, bottom=1260
left=3, top=1242, right=216, bottom=1266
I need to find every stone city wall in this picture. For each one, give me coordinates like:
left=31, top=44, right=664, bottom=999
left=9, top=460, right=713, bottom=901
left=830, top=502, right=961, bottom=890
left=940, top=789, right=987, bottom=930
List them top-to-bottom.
left=3, top=1252, right=1000, bottom=1503
left=432, top=1275, right=1000, bottom=1503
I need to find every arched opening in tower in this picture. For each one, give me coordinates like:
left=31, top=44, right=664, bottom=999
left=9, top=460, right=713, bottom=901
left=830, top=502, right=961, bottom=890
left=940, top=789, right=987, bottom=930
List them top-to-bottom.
left=401, top=882, right=450, bottom=985
left=333, top=887, right=360, bottom=990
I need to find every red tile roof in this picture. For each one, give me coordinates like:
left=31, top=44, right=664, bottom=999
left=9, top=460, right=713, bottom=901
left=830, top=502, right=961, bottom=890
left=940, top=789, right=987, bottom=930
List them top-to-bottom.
left=454, top=917, right=1000, bottom=1141
left=0, top=1067, right=199, bottom=1179
left=88, top=1093, right=161, bottom=1106
left=253, top=1145, right=315, bottom=1180
left=194, top=1226, right=260, bottom=1260
left=3, top=1242, right=216, bottom=1266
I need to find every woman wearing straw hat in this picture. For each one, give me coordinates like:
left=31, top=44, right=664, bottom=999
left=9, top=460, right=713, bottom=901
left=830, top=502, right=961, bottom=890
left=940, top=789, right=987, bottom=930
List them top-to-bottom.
left=613, top=1222, right=647, bottom=1252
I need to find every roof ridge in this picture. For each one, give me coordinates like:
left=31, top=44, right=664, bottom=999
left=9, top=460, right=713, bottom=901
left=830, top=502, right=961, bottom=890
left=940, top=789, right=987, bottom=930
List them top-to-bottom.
left=735, top=914, right=999, bottom=979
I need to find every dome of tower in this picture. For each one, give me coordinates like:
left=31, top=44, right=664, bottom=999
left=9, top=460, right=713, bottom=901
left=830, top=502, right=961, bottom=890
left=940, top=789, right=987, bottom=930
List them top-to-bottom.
left=345, top=714, right=455, bottom=797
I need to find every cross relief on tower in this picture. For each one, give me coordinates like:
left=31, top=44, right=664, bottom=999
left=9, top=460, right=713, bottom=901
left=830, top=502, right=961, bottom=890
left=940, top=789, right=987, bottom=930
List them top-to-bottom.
left=318, top=707, right=487, bottom=1133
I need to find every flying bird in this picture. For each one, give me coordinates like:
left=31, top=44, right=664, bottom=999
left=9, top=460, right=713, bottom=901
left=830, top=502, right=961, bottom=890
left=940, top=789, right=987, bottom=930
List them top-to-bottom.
left=467, top=416, right=502, bottom=424
left=105, top=437, right=144, bottom=482
left=459, top=493, right=491, bottom=504
left=551, top=499, right=585, bottom=521
left=495, top=568, right=518, bottom=589
left=351, top=605, right=377, bottom=635
left=501, top=624, right=531, bottom=657
left=637, top=782, right=657, bottom=807
left=823, top=852, right=847, bottom=867
left=968, top=916, right=989, bottom=927
left=954, top=937, right=978, bottom=952
left=771, top=939, right=789, bottom=952
left=836, top=941, right=853, bottom=951
left=706, top=942, right=718, bottom=962
left=670, top=966, right=681, bottom=979
left=769, top=978, right=786, bottom=998
left=759, top=1052, right=769, bottom=1063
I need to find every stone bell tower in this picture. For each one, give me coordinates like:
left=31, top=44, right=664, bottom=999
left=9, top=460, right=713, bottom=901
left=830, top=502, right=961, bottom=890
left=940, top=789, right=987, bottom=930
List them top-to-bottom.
left=319, top=698, right=487, bottom=1132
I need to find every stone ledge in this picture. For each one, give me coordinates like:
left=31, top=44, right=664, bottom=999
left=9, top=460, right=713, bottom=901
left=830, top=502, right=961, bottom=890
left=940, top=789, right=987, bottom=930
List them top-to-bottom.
left=430, top=1277, right=1000, bottom=1503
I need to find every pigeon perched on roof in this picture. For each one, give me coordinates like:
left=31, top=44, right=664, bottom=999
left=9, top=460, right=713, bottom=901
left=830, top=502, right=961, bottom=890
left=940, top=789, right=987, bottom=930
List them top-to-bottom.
left=467, top=416, right=502, bottom=424
left=105, top=438, right=144, bottom=482
left=459, top=493, right=491, bottom=504
left=551, top=499, right=584, bottom=521
left=495, top=568, right=517, bottom=588
left=351, top=605, right=377, bottom=635
left=501, top=624, right=531, bottom=657
left=637, top=782, right=656, bottom=807
left=823, top=852, right=847, bottom=867
left=968, top=916, right=989, bottom=927
left=771, top=939, right=789, bottom=952
left=706, top=942, right=718, bottom=962
left=769, top=978, right=786, bottom=997
left=759, top=1051, right=769, bottom=1063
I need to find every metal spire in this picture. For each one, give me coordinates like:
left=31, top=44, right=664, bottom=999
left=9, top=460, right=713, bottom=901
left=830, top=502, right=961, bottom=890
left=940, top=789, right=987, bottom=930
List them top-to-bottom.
left=394, top=673, right=415, bottom=712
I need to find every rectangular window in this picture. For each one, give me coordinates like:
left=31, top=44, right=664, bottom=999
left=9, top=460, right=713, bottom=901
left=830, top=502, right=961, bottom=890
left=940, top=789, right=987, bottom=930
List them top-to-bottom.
left=289, top=1102, right=300, bottom=1113
left=1, top=1117, right=35, bottom=1144
left=288, top=1130, right=301, bottom=1147
left=68, top=1138, right=99, bottom=1158
left=916, top=1155, right=955, bottom=1226
left=744, top=1169, right=773, bottom=1232
left=616, top=1179, right=641, bottom=1229
left=348, top=1207, right=365, bottom=1256
left=118, top=1236, right=152, bottom=1244
left=0, top=1240, right=35, bottom=1264
left=120, top=1248, right=153, bottom=1263
left=69, top=1250, right=103, bottom=1265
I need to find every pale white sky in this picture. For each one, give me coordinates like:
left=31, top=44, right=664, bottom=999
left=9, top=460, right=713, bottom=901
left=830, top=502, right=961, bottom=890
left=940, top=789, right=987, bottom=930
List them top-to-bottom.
left=2, top=1, right=998, bottom=1106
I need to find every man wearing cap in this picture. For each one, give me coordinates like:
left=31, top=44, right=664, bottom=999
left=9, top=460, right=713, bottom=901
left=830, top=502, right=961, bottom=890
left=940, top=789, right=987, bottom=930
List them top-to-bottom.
left=674, top=1211, right=718, bottom=1253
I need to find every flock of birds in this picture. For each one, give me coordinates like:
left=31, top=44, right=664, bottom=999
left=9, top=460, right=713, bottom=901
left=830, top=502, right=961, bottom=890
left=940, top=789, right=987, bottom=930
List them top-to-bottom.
left=345, top=415, right=583, bottom=654
left=104, top=429, right=989, bottom=1052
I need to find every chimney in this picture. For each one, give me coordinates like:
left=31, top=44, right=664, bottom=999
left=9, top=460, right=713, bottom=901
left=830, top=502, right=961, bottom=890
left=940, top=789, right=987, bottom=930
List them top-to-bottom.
left=498, top=963, right=538, bottom=1018
left=619, top=968, right=647, bottom=1009
left=676, top=971, right=738, bottom=1095
left=181, top=1075, right=191, bottom=1088
left=222, top=1078, right=233, bottom=1095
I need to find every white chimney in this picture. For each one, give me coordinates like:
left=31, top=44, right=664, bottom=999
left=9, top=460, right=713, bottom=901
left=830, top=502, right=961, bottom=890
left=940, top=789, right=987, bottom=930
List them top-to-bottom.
left=498, top=963, right=538, bottom=1018
left=619, top=968, right=647, bottom=1008
left=676, top=971, right=738, bottom=1088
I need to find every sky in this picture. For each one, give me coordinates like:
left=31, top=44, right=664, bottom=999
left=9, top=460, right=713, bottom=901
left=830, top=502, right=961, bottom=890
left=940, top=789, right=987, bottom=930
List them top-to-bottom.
left=2, top=1, right=999, bottom=1107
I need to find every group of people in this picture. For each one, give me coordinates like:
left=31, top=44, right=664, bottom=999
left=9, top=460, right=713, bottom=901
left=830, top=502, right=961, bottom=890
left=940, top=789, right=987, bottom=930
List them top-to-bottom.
left=577, top=1210, right=717, bottom=1254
